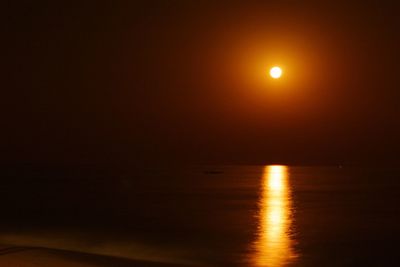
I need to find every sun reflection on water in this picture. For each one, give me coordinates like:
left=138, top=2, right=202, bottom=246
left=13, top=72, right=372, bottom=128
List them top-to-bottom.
left=252, top=165, right=296, bottom=267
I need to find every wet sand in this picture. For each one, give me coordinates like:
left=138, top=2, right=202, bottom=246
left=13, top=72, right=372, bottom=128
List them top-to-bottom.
left=0, top=245, right=196, bottom=267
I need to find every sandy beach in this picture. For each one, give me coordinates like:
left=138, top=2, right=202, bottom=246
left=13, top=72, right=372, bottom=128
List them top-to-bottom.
left=0, top=245, right=196, bottom=267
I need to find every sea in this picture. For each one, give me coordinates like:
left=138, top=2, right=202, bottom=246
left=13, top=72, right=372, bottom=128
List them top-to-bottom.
left=0, top=165, right=400, bottom=266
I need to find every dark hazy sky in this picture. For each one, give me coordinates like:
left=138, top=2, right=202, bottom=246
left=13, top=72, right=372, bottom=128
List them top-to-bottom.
left=3, top=1, right=400, bottom=164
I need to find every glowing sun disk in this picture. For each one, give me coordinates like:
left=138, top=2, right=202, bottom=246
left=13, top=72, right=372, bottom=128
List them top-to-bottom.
left=270, top=66, right=282, bottom=79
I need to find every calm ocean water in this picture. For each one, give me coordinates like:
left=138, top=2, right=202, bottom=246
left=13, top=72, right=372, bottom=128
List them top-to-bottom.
left=1, top=165, right=400, bottom=266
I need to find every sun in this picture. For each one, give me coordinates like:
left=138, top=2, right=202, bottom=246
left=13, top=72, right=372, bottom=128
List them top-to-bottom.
left=269, top=66, right=282, bottom=79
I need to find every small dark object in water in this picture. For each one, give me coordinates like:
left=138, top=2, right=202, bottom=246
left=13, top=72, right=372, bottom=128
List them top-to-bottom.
left=203, top=170, right=224, bottom=174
